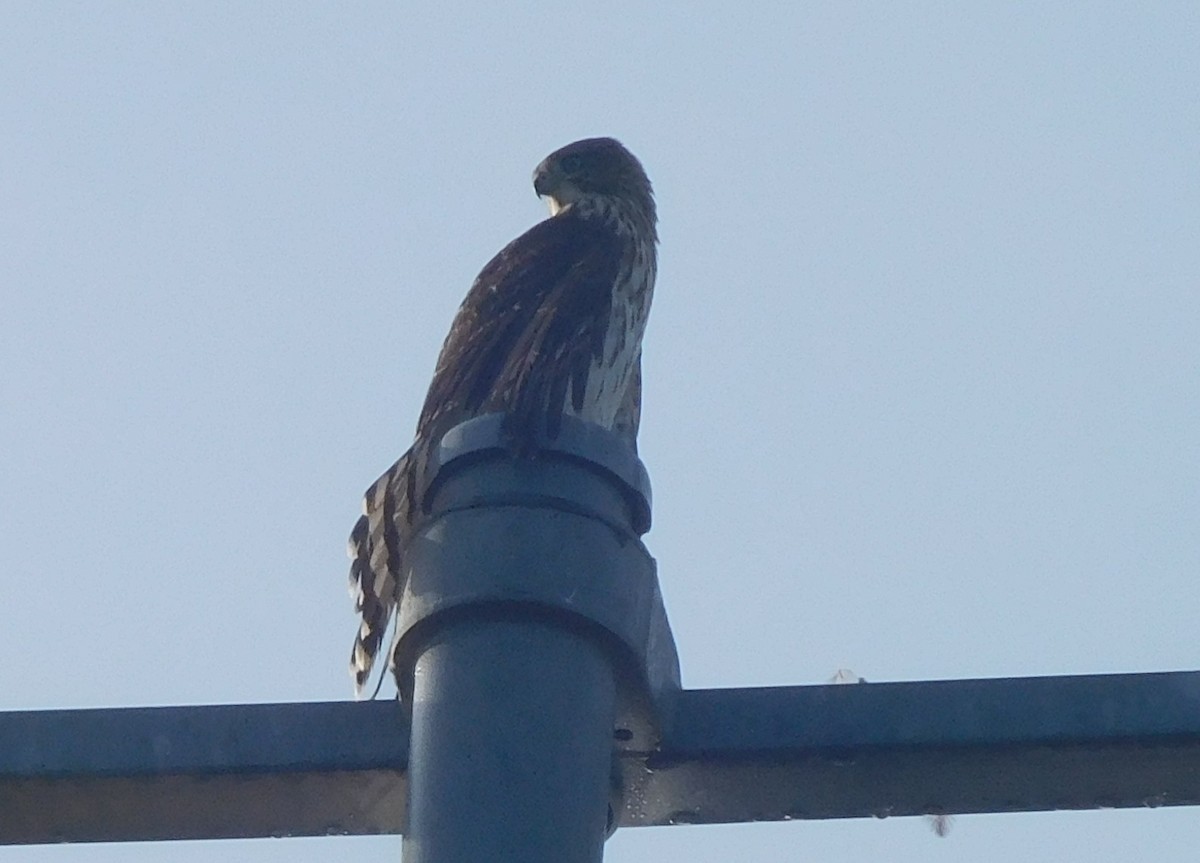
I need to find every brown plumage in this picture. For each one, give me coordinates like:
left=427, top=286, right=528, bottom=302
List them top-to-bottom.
left=347, top=137, right=658, bottom=695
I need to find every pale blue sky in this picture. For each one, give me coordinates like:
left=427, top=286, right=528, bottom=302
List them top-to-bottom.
left=3, top=3, right=1198, bottom=861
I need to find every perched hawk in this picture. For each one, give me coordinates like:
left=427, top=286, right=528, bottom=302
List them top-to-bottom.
left=348, top=137, right=658, bottom=695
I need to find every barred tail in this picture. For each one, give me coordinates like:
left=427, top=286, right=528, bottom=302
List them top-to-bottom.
left=347, top=449, right=412, bottom=698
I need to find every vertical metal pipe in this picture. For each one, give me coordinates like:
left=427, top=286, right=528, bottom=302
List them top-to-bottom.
left=394, top=416, right=675, bottom=860
left=402, top=616, right=618, bottom=863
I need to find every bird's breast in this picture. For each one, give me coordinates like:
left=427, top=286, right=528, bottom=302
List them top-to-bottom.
left=566, top=252, right=655, bottom=431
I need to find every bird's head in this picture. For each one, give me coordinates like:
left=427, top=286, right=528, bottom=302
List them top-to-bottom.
left=532, top=137, right=656, bottom=230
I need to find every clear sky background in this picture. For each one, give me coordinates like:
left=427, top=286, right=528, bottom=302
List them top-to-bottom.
left=3, top=3, right=1198, bottom=861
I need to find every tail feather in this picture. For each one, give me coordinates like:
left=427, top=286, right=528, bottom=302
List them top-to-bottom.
left=348, top=449, right=413, bottom=697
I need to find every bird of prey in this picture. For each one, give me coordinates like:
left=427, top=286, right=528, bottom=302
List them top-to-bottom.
left=347, top=137, right=658, bottom=695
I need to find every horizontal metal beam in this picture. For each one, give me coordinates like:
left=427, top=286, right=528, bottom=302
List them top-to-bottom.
left=4, top=670, right=1200, bottom=844
left=619, top=670, right=1200, bottom=826
left=0, top=701, right=406, bottom=843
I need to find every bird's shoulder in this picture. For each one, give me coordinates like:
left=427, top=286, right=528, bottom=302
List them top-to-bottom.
left=468, top=208, right=622, bottom=302
left=416, top=209, right=624, bottom=440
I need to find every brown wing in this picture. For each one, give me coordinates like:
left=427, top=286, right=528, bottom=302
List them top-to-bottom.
left=417, top=210, right=623, bottom=448
left=349, top=211, right=624, bottom=695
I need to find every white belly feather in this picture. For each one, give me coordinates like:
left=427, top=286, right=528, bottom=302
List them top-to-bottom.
left=565, top=254, right=655, bottom=431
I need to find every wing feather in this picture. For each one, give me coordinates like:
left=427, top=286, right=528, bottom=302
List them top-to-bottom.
left=349, top=208, right=627, bottom=695
left=417, top=211, right=622, bottom=447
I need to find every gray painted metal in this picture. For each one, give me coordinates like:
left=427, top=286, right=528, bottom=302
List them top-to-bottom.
left=428, top=413, right=652, bottom=532
left=396, top=415, right=673, bottom=862
left=394, top=416, right=679, bottom=749
left=4, top=419, right=1200, bottom=846
left=403, top=620, right=617, bottom=863
left=622, top=671, right=1200, bottom=825
left=4, top=672, right=1200, bottom=844
left=0, top=700, right=405, bottom=843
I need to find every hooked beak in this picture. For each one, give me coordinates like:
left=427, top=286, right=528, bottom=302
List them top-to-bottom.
left=533, top=165, right=555, bottom=198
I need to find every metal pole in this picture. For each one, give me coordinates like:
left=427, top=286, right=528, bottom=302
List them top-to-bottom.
left=392, top=415, right=680, bottom=863
left=403, top=617, right=617, bottom=863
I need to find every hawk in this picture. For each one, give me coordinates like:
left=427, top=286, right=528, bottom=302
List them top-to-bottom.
left=348, top=137, right=658, bottom=695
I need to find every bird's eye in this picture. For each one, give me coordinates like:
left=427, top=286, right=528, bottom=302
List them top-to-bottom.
left=560, top=154, right=584, bottom=173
